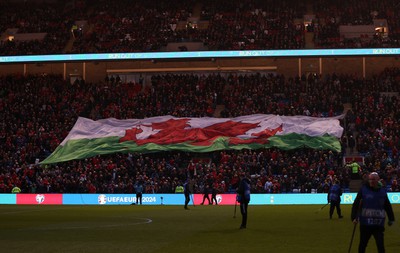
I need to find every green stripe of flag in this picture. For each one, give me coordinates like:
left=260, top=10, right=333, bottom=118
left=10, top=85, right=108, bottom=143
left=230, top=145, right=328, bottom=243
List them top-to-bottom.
left=41, top=134, right=340, bottom=164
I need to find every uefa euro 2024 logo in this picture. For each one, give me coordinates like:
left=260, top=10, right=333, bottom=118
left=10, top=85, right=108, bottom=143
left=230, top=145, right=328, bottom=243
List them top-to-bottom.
left=35, top=194, right=45, bottom=204
left=98, top=194, right=107, bottom=205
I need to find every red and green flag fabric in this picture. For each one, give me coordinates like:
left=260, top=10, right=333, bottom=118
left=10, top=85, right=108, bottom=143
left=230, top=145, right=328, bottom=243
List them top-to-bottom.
left=41, top=114, right=344, bottom=164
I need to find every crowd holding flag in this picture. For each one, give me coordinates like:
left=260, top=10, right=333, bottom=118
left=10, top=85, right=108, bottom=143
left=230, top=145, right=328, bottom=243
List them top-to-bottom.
left=41, top=114, right=343, bottom=164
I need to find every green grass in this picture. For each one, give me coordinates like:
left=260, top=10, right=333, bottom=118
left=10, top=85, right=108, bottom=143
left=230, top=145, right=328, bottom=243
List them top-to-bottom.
left=0, top=205, right=399, bottom=253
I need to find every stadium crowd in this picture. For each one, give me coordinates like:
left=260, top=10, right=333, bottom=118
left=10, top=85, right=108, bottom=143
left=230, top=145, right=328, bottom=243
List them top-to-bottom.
left=0, top=0, right=399, bottom=195
left=0, top=0, right=85, bottom=55
left=1, top=0, right=400, bottom=55
left=312, top=0, right=400, bottom=48
left=1, top=68, right=399, bottom=194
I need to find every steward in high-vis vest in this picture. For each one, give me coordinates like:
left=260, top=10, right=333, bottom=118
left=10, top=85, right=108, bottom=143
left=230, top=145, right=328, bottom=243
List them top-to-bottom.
left=347, top=160, right=361, bottom=179
left=351, top=172, right=395, bottom=253
left=328, top=180, right=343, bottom=219
left=175, top=184, right=184, bottom=193
left=11, top=186, right=21, bottom=193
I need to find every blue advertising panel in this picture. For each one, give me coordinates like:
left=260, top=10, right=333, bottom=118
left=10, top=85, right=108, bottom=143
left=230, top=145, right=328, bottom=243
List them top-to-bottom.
left=1, top=48, right=400, bottom=63
left=3, top=193, right=398, bottom=205
left=59, top=193, right=365, bottom=205
left=250, top=193, right=399, bottom=205
left=341, top=193, right=400, bottom=205
left=341, top=193, right=357, bottom=204
left=387, top=193, right=400, bottom=204
left=0, top=194, right=16, bottom=204
left=62, top=194, right=185, bottom=205
left=254, top=194, right=329, bottom=205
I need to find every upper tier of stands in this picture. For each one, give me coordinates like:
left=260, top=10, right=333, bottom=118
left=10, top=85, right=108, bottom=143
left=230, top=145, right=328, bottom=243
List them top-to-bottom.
left=1, top=0, right=399, bottom=55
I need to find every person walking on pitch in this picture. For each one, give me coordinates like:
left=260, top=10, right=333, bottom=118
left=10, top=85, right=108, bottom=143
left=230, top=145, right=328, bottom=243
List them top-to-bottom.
left=237, top=172, right=251, bottom=229
left=184, top=179, right=191, bottom=210
left=328, top=180, right=343, bottom=219
left=211, top=183, right=218, bottom=205
left=200, top=184, right=211, bottom=205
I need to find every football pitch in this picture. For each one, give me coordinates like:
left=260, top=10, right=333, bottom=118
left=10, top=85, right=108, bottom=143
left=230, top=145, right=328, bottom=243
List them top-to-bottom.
left=0, top=204, right=399, bottom=253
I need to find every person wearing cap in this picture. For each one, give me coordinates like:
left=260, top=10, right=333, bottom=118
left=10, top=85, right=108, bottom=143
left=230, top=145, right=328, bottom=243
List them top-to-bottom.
left=237, top=172, right=251, bottom=229
left=351, top=172, right=395, bottom=253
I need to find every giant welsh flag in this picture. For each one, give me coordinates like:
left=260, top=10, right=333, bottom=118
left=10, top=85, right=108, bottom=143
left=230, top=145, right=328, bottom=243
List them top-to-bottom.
left=41, top=114, right=343, bottom=164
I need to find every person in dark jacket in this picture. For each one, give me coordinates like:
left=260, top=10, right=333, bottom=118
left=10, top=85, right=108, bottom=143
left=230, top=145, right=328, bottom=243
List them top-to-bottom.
left=237, top=172, right=251, bottom=229
left=351, top=172, right=395, bottom=253
left=184, top=179, right=191, bottom=210
left=328, top=180, right=343, bottom=219
left=134, top=181, right=144, bottom=205
left=211, top=183, right=218, bottom=205
left=200, top=184, right=211, bottom=205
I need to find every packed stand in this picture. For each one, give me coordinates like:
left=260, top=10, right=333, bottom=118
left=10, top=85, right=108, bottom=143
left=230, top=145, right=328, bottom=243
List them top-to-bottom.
left=2, top=0, right=400, bottom=55
left=70, top=0, right=195, bottom=53
left=72, top=0, right=307, bottom=52
left=200, top=0, right=305, bottom=50
left=312, top=0, right=400, bottom=48
left=0, top=1, right=87, bottom=55
left=343, top=67, right=400, bottom=189
left=1, top=69, right=400, bottom=194
left=220, top=73, right=344, bottom=118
